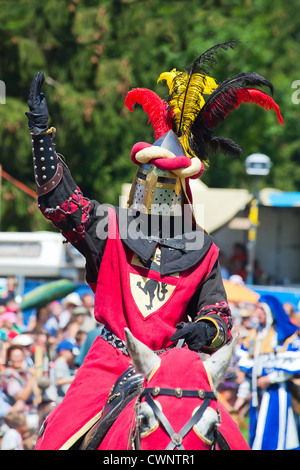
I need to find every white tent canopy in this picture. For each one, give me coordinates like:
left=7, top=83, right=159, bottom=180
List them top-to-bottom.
left=189, top=179, right=253, bottom=233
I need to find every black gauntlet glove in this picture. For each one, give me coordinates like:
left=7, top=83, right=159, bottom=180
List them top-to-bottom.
left=25, top=72, right=49, bottom=135
left=26, top=72, right=63, bottom=196
left=170, top=321, right=217, bottom=352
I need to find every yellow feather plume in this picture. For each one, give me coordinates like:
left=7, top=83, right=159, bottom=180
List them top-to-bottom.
left=158, top=69, right=217, bottom=158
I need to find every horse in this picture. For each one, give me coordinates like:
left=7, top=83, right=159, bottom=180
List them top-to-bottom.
left=79, top=329, right=250, bottom=450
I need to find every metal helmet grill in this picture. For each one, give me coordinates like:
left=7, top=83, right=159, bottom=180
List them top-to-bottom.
left=127, top=131, right=186, bottom=216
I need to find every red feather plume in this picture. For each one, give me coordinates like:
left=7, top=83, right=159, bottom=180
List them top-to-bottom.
left=204, top=87, right=284, bottom=128
left=125, top=88, right=173, bottom=140
left=239, top=88, right=284, bottom=125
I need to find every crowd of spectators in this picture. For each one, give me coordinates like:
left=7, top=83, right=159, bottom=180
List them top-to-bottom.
left=1, top=274, right=300, bottom=450
left=0, top=280, right=102, bottom=450
left=217, top=295, right=300, bottom=449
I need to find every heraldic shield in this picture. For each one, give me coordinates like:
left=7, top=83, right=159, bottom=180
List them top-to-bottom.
left=129, top=247, right=179, bottom=317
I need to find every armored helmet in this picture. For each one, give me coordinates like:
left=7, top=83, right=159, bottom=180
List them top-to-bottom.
left=125, top=41, right=283, bottom=217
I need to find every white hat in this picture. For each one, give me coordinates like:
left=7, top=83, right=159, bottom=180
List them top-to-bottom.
left=229, top=274, right=245, bottom=286
left=62, top=292, right=81, bottom=307
left=12, top=334, right=34, bottom=346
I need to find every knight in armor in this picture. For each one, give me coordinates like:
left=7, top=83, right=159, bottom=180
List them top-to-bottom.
left=26, top=42, right=283, bottom=449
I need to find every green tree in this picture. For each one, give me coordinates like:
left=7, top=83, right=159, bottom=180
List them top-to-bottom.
left=0, top=0, right=299, bottom=231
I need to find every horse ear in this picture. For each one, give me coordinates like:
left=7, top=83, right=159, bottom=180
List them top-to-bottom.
left=125, top=328, right=161, bottom=379
left=205, top=334, right=239, bottom=389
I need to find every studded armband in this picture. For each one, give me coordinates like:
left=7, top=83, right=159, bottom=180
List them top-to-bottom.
left=31, top=128, right=64, bottom=196
left=195, top=301, right=233, bottom=353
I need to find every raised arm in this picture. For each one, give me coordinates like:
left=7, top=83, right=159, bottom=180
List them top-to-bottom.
left=26, top=72, right=108, bottom=286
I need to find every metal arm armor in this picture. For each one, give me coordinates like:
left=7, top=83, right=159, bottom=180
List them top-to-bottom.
left=31, top=129, right=63, bottom=196
left=31, top=129, right=92, bottom=245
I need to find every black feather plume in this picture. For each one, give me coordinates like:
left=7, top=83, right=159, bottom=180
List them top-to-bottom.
left=161, top=41, right=238, bottom=156
left=187, top=41, right=239, bottom=76
left=158, top=42, right=282, bottom=164
left=189, top=71, right=275, bottom=161
left=209, top=71, right=274, bottom=98
left=201, top=72, right=274, bottom=127
left=204, top=136, right=242, bottom=158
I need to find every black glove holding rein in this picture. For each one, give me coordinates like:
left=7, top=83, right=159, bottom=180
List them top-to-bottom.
left=170, top=321, right=217, bottom=352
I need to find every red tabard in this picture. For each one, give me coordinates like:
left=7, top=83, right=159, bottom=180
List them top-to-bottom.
left=35, top=207, right=219, bottom=450
left=93, top=207, right=219, bottom=351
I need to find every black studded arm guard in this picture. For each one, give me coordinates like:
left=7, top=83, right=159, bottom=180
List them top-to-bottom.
left=26, top=72, right=108, bottom=285
left=26, top=72, right=65, bottom=197
left=31, top=127, right=110, bottom=286
left=31, top=128, right=109, bottom=285
left=32, top=129, right=64, bottom=196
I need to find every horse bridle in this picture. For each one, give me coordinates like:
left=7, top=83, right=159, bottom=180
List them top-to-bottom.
left=131, top=385, right=221, bottom=450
